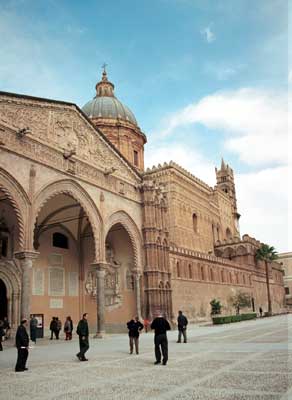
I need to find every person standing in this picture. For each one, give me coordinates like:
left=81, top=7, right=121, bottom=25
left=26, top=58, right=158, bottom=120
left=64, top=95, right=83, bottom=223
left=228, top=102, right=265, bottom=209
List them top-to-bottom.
left=259, top=307, right=263, bottom=317
left=176, top=310, right=188, bottom=343
left=76, top=313, right=89, bottom=361
left=150, top=313, right=171, bottom=366
left=30, top=315, right=38, bottom=344
left=64, top=316, right=73, bottom=340
left=127, top=316, right=144, bottom=354
left=3, top=317, right=11, bottom=340
left=49, top=317, right=57, bottom=340
left=55, top=317, right=62, bottom=339
left=15, top=319, right=29, bottom=372
left=0, top=320, right=4, bottom=351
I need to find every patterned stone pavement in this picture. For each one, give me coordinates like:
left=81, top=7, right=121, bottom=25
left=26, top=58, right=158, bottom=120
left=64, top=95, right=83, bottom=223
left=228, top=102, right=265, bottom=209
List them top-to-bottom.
left=0, top=315, right=291, bottom=399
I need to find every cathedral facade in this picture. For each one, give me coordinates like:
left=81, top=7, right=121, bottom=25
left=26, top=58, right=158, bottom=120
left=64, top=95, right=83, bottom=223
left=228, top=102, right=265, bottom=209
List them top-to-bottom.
left=0, top=71, right=285, bottom=334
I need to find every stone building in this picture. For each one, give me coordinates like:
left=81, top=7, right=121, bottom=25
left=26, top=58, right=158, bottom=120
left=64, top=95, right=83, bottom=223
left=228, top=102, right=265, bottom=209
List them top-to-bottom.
left=0, top=70, right=286, bottom=334
left=278, top=252, right=292, bottom=307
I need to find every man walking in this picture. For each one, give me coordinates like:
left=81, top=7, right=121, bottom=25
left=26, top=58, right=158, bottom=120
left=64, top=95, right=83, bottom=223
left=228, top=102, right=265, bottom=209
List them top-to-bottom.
left=176, top=310, right=188, bottom=343
left=151, top=312, right=171, bottom=366
left=76, top=313, right=89, bottom=361
left=30, top=315, right=38, bottom=344
left=127, top=316, right=144, bottom=354
left=15, top=319, right=29, bottom=372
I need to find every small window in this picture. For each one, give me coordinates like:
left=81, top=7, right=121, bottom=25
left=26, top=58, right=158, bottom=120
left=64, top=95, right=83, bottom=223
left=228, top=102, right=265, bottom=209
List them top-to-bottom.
left=133, top=150, right=139, bottom=166
left=192, top=213, right=198, bottom=233
left=52, top=232, right=69, bottom=249
left=0, top=236, right=8, bottom=258
left=177, top=262, right=181, bottom=278
left=188, top=264, right=193, bottom=279
left=201, top=266, right=205, bottom=280
left=285, top=287, right=290, bottom=295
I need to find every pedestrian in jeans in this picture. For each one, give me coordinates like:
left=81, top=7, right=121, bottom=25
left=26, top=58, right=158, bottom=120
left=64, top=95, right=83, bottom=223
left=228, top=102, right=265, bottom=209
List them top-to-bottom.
left=176, top=310, right=188, bottom=343
left=76, top=313, right=89, bottom=361
left=151, top=313, right=171, bottom=366
left=64, top=316, right=73, bottom=340
left=127, top=316, right=143, bottom=354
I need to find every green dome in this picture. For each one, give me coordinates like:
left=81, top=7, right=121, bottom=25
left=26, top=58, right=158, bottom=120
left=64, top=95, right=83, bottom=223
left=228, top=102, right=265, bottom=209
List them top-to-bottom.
left=82, top=69, right=138, bottom=126
left=82, top=96, right=137, bottom=126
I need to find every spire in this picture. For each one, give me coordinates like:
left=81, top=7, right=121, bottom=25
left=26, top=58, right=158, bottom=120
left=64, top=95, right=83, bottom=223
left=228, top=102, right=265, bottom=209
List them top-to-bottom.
left=95, top=63, right=115, bottom=97
left=221, top=158, right=226, bottom=170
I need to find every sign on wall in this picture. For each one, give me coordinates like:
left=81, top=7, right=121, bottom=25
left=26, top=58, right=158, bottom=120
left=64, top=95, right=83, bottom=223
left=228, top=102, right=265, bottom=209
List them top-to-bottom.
left=32, top=267, right=44, bottom=295
left=49, top=267, right=65, bottom=296
left=68, top=271, right=79, bottom=296
left=49, top=298, right=63, bottom=309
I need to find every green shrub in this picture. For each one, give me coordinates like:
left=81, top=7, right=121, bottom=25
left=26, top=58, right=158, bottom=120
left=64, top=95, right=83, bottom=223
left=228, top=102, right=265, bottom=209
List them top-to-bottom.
left=212, top=313, right=257, bottom=325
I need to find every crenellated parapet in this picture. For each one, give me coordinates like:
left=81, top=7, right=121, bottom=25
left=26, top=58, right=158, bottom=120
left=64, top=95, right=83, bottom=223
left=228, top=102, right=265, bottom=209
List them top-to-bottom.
left=144, top=161, right=213, bottom=192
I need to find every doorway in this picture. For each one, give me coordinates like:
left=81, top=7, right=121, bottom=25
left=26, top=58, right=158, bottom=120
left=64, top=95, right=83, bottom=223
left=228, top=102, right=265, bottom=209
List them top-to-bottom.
left=0, top=279, right=7, bottom=320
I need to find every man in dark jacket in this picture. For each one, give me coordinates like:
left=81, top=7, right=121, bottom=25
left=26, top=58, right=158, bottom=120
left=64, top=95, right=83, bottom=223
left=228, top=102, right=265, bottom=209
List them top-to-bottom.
left=177, top=310, right=188, bottom=343
left=76, top=313, right=89, bottom=361
left=150, top=313, right=171, bottom=365
left=30, top=315, right=38, bottom=344
left=127, top=316, right=144, bottom=354
left=50, top=317, right=57, bottom=340
left=15, top=319, right=29, bottom=372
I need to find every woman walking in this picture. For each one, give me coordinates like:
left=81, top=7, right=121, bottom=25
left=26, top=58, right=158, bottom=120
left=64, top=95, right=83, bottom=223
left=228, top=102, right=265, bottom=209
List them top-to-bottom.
left=64, top=316, right=73, bottom=340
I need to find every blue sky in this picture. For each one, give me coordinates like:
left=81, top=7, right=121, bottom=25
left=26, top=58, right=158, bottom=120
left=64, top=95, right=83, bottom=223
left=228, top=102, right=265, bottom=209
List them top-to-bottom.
left=0, top=0, right=289, bottom=251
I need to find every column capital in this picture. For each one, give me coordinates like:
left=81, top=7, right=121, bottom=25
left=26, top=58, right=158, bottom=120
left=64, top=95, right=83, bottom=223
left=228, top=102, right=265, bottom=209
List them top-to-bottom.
left=14, top=250, right=39, bottom=260
left=89, top=261, right=109, bottom=272
left=132, top=268, right=143, bottom=278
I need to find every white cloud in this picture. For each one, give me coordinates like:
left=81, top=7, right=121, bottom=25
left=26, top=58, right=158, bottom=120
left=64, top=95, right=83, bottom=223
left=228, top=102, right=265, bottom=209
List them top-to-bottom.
left=200, top=25, right=216, bottom=43
left=158, top=88, right=288, bottom=167
left=145, top=143, right=216, bottom=185
left=237, top=166, right=289, bottom=252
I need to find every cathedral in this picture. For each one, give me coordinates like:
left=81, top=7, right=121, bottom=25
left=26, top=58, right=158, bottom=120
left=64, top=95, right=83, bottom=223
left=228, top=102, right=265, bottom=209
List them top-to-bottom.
left=0, top=69, right=285, bottom=334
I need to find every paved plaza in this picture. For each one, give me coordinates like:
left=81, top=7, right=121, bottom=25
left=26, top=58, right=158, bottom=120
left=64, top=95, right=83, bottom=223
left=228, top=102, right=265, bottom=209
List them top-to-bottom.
left=0, top=315, right=291, bottom=400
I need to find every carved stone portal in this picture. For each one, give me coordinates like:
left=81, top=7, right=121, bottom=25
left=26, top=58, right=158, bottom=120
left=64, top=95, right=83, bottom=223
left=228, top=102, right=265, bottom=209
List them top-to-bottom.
left=85, top=244, right=122, bottom=308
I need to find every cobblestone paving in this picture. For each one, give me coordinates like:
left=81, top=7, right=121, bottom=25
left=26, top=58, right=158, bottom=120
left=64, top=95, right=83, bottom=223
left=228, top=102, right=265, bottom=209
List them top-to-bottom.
left=0, top=315, right=291, bottom=399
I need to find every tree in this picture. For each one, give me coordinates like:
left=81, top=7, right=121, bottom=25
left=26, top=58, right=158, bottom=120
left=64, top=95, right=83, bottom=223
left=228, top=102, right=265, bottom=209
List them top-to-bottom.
left=255, top=244, right=278, bottom=315
left=229, top=291, right=251, bottom=315
left=210, top=299, right=222, bottom=315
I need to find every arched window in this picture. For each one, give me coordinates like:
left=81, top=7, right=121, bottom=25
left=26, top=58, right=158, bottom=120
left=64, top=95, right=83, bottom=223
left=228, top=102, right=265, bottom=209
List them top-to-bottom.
left=192, top=213, right=198, bottom=233
left=226, top=228, right=232, bottom=240
left=52, top=232, right=69, bottom=249
left=177, top=262, right=181, bottom=278
left=188, top=264, right=193, bottom=279
left=201, top=266, right=205, bottom=280
left=210, top=268, right=214, bottom=281
left=221, top=270, right=224, bottom=282
left=229, top=272, right=232, bottom=283
left=243, top=274, right=246, bottom=285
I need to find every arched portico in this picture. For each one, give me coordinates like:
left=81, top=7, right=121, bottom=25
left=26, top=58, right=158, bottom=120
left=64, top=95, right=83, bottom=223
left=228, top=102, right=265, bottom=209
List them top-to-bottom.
left=33, top=179, right=103, bottom=260
left=0, top=260, right=21, bottom=328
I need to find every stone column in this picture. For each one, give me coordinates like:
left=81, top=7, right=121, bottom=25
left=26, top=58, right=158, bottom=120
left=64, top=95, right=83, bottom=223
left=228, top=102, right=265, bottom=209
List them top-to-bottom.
left=15, top=251, right=39, bottom=320
left=90, top=262, right=107, bottom=338
left=133, top=270, right=142, bottom=319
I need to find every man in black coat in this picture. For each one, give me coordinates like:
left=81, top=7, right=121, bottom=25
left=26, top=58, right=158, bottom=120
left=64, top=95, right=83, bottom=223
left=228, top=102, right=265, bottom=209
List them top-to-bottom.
left=177, top=310, right=188, bottom=343
left=76, top=313, right=89, bottom=361
left=150, top=313, right=171, bottom=365
left=30, top=315, right=38, bottom=344
left=127, top=316, right=144, bottom=354
left=15, top=319, right=29, bottom=372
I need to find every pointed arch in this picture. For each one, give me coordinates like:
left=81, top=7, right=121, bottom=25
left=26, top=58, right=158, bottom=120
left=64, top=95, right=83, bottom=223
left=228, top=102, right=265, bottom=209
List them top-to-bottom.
left=0, top=168, right=30, bottom=250
left=33, top=179, right=102, bottom=260
left=104, top=210, right=143, bottom=270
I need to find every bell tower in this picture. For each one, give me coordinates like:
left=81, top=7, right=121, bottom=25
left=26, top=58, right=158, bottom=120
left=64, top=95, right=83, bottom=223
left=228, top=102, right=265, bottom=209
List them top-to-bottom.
left=215, top=159, right=240, bottom=233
